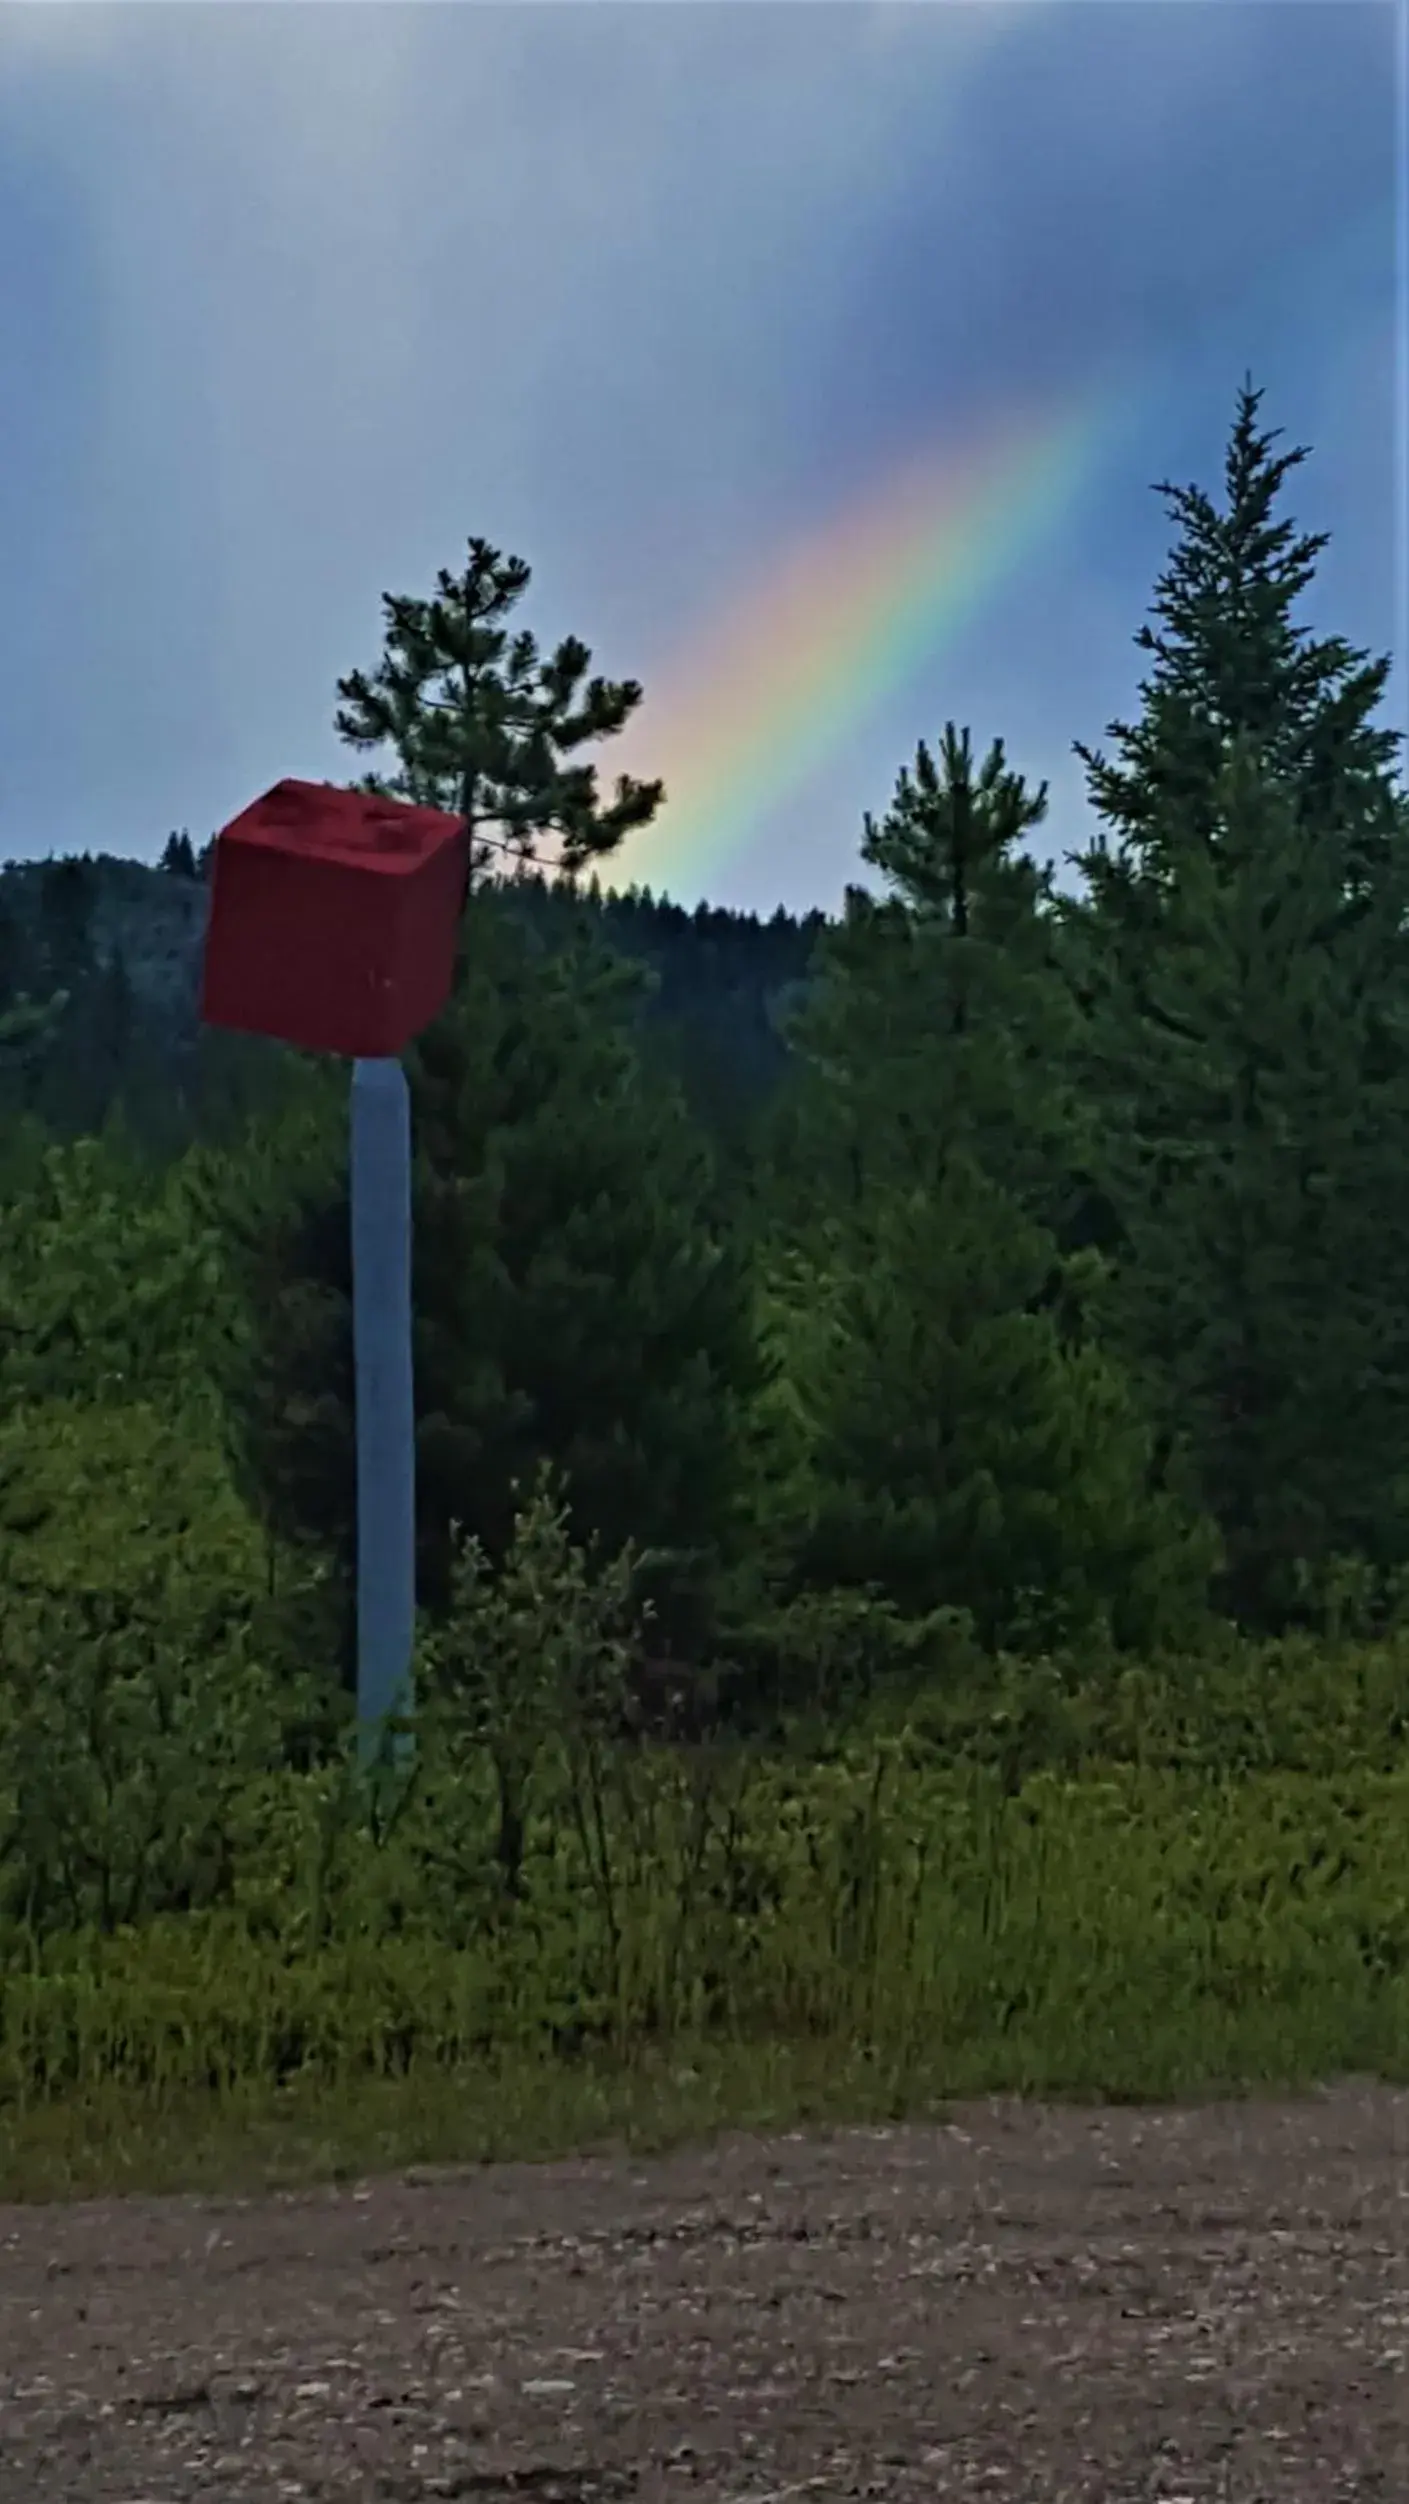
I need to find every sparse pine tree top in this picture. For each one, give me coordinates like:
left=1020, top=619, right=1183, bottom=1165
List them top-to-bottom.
left=333, top=537, right=664, bottom=881
left=860, top=721, right=1052, bottom=949
left=775, top=731, right=1086, bottom=1252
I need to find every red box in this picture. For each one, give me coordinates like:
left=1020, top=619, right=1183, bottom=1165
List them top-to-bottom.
left=200, top=779, right=470, bottom=1058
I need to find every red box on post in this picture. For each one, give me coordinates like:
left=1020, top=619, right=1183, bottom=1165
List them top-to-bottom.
left=200, top=779, right=471, bottom=1058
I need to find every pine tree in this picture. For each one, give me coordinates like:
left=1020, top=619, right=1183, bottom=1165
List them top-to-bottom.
left=1075, top=380, right=1401, bottom=892
left=1070, top=382, right=1409, bottom=1624
left=333, top=537, right=664, bottom=879
left=783, top=724, right=1084, bottom=1232
left=766, top=725, right=1211, bottom=1648
left=159, top=831, right=197, bottom=878
left=213, top=887, right=761, bottom=1677
left=773, top=1158, right=1208, bottom=1649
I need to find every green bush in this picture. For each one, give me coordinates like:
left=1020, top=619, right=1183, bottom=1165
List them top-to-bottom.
left=0, top=1398, right=338, bottom=1938
left=4, top=1454, right=1409, bottom=2120
left=5, top=1740, right=1409, bottom=2107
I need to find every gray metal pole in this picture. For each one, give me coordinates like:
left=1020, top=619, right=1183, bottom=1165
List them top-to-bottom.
left=351, top=1055, right=415, bottom=1767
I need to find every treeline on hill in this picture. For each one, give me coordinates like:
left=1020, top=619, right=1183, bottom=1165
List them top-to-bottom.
left=4, top=379, right=1409, bottom=2150
left=0, top=822, right=822, bottom=1185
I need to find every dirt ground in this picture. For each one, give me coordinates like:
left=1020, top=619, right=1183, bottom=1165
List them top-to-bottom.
left=2, top=2081, right=1406, bottom=2501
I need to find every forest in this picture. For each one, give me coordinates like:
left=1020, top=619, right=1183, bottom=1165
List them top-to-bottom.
left=3, top=381, right=1409, bottom=2193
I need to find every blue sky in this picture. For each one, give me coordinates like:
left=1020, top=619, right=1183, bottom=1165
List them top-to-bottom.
left=0, top=0, right=1402, bottom=916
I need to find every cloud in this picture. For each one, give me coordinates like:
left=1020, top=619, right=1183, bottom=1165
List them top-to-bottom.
left=0, top=2, right=1397, bottom=911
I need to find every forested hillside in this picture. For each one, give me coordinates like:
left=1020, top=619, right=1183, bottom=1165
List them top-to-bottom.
left=5, top=381, right=1409, bottom=2179
left=0, top=843, right=824, bottom=1180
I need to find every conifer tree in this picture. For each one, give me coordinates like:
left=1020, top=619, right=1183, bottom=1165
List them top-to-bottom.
left=1075, top=380, right=1401, bottom=890
left=1070, top=382, right=1409, bottom=1623
left=334, top=537, right=664, bottom=879
left=211, top=542, right=761, bottom=1681
left=767, top=724, right=1211, bottom=1647
left=784, top=724, right=1084, bottom=1233
left=159, top=831, right=197, bottom=878
left=214, top=887, right=760, bottom=1677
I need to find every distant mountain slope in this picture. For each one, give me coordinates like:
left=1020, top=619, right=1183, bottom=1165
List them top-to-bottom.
left=0, top=850, right=826, bottom=1168
left=0, top=853, right=212, bottom=1031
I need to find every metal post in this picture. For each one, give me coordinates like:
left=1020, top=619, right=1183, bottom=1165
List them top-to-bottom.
left=351, top=1055, right=415, bottom=1767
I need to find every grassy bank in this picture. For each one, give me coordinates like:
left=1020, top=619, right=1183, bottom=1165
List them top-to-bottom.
left=4, top=1745, right=1408, bottom=2199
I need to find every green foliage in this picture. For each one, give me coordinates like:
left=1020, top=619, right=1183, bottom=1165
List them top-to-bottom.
left=1073, top=378, right=1401, bottom=865
left=1072, top=382, right=1409, bottom=1625
left=7, top=393, right=1409, bottom=2170
left=334, top=535, right=664, bottom=876
left=766, top=721, right=1213, bottom=1649
left=773, top=723, right=1081, bottom=1225
left=159, top=829, right=198, bottom=878
left=0, top=851, right=303, bottom=1160
left=0, top=853, right=822, bottom=1183
left=502, top=875, right=826, bottom=1193
left=215, top=888, right=761, bottom=1670
left=0, top=987, right=69, bottom=1070
left=0, top=1128, right=237, bottom=1418
left=768, top=1177, right=1214, bottom=1650
left=0, top=1398, right=260, bottom=1592
left=0, top=1399, right=335, bottom=1939
left=2, top=1463, right=1409, bottom=2131
left=413, top=1472, right=644, bottom=1909
left=716, top=1580, right=981, bottom=1737
left=902, top=1628, right=1409, bottom=1788
left=7, top=1741, right=1409, bottom=2110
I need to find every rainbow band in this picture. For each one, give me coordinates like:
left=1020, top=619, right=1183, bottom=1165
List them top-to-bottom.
left=613, top=389, right=1128, bottom=899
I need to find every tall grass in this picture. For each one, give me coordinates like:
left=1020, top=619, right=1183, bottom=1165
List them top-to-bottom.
left=5, top=1483, right=1409, bottom=2197
left=5, top=1744, right=1407, bottom=2118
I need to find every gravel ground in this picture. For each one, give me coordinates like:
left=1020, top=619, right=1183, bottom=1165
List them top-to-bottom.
left=2, top=2080, right=1407, bottom=2500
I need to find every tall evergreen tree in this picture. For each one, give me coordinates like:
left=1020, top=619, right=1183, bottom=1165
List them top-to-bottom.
left=1075, top=380, right=1401, bottom=891
left=1069, top=382, right=1409, bottom=1623
left=334, top=536, right=664, bottom=879
left=209, top=541, right=762, bottom=1679
left=779, top=724, right=1083, bottom=1232
left=764, top=725, right=1210, bottom=1648
left=159, top=831, right=197, bottom=878
left=212, top=888, right=761, bottom=1678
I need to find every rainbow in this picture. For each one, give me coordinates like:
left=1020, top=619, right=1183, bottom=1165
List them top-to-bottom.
left=599, top=1, right=1396, bottom=908
left=609, top=387, right=1131, bottom=902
